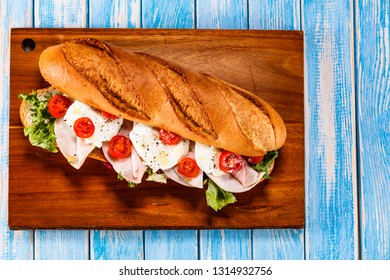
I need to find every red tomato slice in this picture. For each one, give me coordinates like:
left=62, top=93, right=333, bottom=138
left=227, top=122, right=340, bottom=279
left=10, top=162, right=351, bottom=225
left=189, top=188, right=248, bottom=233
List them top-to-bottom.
left=47, top=94, right=71, bottom=118
left=100, top=110, right=118, bottom=119
left=73, top=117, right=95, bottom=138
left=159, top=129, right=182, bottom=145
left=108, top=135, right=132, bottom=159
left=219, top=151, right=243, bottom=173
left=246, top=155, right=264, bottom=165
left=178, top=157, right=200, bottom=178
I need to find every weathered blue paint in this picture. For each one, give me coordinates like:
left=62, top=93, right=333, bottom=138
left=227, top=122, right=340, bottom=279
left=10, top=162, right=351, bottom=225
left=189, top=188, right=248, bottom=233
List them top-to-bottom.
left=34, top=0, right=87, bottom=28
left=89, top=0, right=140, bottom=28
left=142, top=0, right=194, bottom=28
left=196, top=0, right=247, bottom=29
left=248, top=0, right=301, bottom=30
left=304, top=0, right=357, bottom=259
left=356, top=0, right=390, bottom=260
left=252, top=229, right=304, bottom=260
left=90, top=230, right=144, bottom=260
left=144, top=230, right=198, bottom=260
left=200, top=230, right=251, bottom=260
left=34, top=231, right=89, bottom=260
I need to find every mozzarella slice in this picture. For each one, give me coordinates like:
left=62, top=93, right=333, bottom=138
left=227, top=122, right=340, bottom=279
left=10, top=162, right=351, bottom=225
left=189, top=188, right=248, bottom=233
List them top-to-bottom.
left=64, top=101, right=123, bottom=148
left=101, top=122, right=147, bottom=184
left=129, top=122, right=190, bottom=172
left=194, top=142, right=225, bottom=176
left=194, top=142, right=266, bottom=192
left=163, top=151, right=204, bottom=189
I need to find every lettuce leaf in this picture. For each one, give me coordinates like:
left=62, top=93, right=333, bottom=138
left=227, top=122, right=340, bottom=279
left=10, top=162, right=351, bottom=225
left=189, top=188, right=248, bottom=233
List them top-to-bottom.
left=18, top=91, right=58, bottom=153
left=251, top=150, right=279, bottom=179
left=205, top=179, right=236, bottom=211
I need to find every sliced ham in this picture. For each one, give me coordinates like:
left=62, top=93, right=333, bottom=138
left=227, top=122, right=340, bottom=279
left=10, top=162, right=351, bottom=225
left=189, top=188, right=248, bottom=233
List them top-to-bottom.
left=54, top=118, right=95, bottom=169
left=101, top=121, right=147, bottom=184
left=163, top=151, right=204, bottom=189
left=206, top=160, right=266, bottom=193
left=232, top=160, right=262, bottom=187
left=208, top=169, right=266, bottom=193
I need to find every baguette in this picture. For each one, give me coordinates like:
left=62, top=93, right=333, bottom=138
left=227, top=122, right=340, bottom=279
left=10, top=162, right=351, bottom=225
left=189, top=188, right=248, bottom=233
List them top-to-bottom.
left=38, top=38, right=286, bottom=156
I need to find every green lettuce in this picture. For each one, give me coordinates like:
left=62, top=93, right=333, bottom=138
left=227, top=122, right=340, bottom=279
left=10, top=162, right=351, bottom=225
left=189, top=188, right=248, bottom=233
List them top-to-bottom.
left=18, top=91, right=57, bottom=153
left=251, top=150, right=279, bottom=179
left=205, top=179, right=236, bottom=211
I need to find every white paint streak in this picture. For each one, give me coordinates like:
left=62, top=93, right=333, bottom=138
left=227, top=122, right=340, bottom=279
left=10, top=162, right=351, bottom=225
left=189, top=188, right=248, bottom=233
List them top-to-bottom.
left=130, top=0, right=141, bottom=27
left=349, top=0, right=359, bottom=259
left=317, top=10, right=336, bottom=205
left=221, top=230, right=226, bottom=259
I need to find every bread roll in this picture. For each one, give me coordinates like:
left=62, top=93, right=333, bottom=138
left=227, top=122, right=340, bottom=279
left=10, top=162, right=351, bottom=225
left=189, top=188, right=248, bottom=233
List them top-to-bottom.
left=39, top=38, right=286, bottom=156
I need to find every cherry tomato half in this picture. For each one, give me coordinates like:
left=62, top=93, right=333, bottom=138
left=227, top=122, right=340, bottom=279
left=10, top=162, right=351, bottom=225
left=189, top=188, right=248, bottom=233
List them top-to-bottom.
left=47, top=94, right=71, bottom=118
left=100, top=110, right=118, bottom=119
left=73, top=117, right=95, bottom=138
left=159, top=129, right=182, bottom=145
left=108, top=135, right=132, bottom=159
left=219, top=151, right=243, bottom=173
left=246, top=155, right=264, bottom=165
left=178, top=157, right=200, bottom=178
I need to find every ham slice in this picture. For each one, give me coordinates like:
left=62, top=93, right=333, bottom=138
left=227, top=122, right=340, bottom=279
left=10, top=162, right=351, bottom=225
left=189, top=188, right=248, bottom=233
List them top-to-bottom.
left=54, top=118, right=95, bottom=169
left=101, top=122, right=147, bottom=184
left=163, top=151, right=204, bottom=189
left=206, top=160, right=266, bottom=193
left=208, top=169, right=266, bottom=193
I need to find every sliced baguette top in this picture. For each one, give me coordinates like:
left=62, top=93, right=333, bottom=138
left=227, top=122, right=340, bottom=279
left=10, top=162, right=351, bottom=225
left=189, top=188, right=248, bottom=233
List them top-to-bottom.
left=39, top=38, right=286, bottom=156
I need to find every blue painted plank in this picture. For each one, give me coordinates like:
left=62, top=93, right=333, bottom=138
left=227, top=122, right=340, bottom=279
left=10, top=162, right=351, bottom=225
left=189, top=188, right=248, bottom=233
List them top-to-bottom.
left=0, top=0, right=34, bottom=260
left=33, top=0, right=89, bottom=260
left=34, top=0, right=87, bottom=27
left=88, top=0, right=144, bottom=260
left=89, top=0, right=140, bottom=28
left=141, top=0, right=198, bottom=260
left=142, top=0, right=194, bottom=28
left=196, top=0, right=247, bottom=29
left=196, top=0, right=252, bottom=260
left=248, top=0, right=304, bottom=260
left=248, top=0, right=300, bottom=30
left=303, top=0, right=357, bottom=259
left=356, top=0, right=390, bottom=260
left=252, top=229, right=303, bottom=259
left=90, top=230, right=143, bottom=260
left=200, top=230, right=251, bottom=260
left=34, top=231, right=89, bottom=260
left=144, top=231, right=198, bottom=260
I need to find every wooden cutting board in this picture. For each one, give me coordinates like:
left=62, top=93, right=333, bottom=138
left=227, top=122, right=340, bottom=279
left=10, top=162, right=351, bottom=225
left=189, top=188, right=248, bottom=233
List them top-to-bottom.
left=9, top=28, right=304, bottom=229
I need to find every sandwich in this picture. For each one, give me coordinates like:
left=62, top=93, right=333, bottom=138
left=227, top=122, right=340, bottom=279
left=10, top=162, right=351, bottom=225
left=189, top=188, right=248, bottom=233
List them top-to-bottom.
left=19, top=38, right=286, bottom=211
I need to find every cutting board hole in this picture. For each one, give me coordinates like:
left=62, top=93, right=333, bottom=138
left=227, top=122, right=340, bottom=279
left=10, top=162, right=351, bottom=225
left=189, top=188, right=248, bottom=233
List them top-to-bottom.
left=22, top=38, right=36, bottom=52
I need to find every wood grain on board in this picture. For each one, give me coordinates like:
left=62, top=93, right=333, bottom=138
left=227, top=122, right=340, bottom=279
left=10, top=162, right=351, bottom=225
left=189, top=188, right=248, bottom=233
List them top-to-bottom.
left=9, top=28, right=304, bottom=229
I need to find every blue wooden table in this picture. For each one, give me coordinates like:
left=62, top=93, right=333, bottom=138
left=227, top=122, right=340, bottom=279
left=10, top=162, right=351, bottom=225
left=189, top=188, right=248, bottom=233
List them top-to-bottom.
left=0, top=0, right=389, bottom=260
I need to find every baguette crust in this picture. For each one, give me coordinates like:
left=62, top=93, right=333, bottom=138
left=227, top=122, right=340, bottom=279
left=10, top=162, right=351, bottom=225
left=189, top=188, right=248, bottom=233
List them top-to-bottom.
left=39, top=38, right=286, bottom=156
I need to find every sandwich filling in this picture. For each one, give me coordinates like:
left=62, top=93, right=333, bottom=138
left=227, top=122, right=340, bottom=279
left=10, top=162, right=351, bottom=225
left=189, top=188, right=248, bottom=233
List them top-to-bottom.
left=19, top=89, right=278, bottom=211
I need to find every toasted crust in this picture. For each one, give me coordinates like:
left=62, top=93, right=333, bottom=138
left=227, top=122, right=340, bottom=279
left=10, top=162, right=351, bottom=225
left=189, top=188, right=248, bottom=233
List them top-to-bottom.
left=38, top=38, right=286, bottom=156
